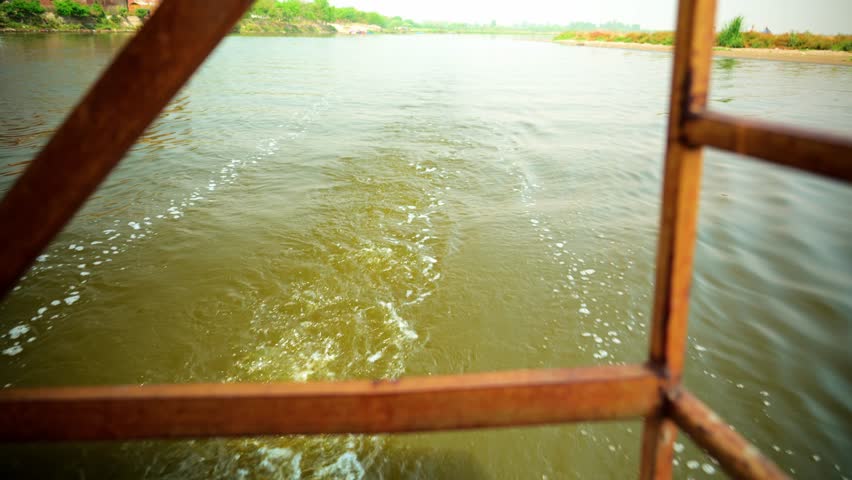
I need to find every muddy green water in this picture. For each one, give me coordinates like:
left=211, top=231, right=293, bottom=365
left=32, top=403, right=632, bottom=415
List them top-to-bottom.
left=0, top=34, right=850, bottom=479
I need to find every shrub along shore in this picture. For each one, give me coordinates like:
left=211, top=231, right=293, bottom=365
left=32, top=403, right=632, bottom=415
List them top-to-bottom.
left=0, top=0, right=404, bottom=34
left=0, top=0, right=146, bottom=31
left=554, top=16, right=852, bottom=52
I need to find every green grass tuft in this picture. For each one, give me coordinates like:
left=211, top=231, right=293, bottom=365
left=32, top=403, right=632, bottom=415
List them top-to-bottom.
left=717, top=16, right=744, bottom=48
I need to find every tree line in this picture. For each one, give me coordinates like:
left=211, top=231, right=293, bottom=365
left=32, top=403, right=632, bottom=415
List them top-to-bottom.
left=249, top=0, right=415, bottom=29
left=249, top=1, right=644, bottom=32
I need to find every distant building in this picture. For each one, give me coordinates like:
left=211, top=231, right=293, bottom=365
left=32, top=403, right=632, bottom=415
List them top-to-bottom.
left=128, top=0, right=160, bottom=13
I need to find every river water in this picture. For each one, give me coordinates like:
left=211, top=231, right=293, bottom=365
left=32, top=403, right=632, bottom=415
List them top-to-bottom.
left=0, top=33, right=850, bottom=479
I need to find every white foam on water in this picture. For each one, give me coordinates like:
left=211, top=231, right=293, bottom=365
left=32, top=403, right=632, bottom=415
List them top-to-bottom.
left=16, top=94, right=336, bottom=312
left=63, top=295, right=80, bottom=305
left=378, top=301, right=418, bottom=340
left=8, top=325, right=29, bottom=340
left=2, top=345, right=22, bottom=356
left=367, top=350, right=384, bottom=363
left=257, top=447, right=302, bottom=479
left=315, top=451, right=365, bottom=480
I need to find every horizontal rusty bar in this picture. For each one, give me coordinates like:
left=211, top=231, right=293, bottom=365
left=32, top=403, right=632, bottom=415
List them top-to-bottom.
left=684, top=110, right=852, bottom=183
left=0, top=364, right=661, bottom=442
left=669, top=389, right=790, bottom=480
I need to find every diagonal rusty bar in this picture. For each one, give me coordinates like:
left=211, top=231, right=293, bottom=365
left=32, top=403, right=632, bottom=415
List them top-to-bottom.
left=0, top=0, right=254, bottom=297
left=670, top=389, right=791, bottom=480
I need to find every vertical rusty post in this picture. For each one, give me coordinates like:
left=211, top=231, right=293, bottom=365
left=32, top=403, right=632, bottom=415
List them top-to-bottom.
left=639, top=0, right=717, bottom=478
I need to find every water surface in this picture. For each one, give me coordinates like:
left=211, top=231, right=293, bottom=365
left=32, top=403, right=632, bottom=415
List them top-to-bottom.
left=0, top=33, right=850, bottom=479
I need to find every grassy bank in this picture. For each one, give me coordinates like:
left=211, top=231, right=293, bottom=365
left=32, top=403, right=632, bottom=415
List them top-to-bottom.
left=0, top=0, right=140, bottom=32
left=1, top=0, right=403, bottom=35
left=243, top=0, right=407, bottom=31
left=554, top=17, right=852, bottom=52
left=234, top=18, right=336, bottom=35
left=555, top=29, right=852, bottom=51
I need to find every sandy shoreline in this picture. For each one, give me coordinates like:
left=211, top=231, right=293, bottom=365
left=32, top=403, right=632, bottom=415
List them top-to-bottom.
left=555, top=39, right=852, bottom=66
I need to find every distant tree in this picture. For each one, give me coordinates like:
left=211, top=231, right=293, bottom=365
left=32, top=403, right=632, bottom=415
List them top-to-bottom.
left=0, top=0, right=45, bottom=22
left=54, top=0, right=90, bottom=17
left=251, top=0, right=276, bottom=16
left=273, top=0, right=302, bottom=21
left=312, top=0, right=333, bottom=22
left=89, top=2, right=106, bottom=19
left=334, top=6, right=358, bottom=22
left=364, top=11, right=386, bottom=27
left=600, top=20, right=639, bottom=32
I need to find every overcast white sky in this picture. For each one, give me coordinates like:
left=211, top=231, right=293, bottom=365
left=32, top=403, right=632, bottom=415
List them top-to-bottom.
left=330, top=0, right=852, bottom=34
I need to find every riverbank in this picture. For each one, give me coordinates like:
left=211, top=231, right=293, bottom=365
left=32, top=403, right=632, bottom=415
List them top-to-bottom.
left=0, top=0, right=385, bottom=35
left=0, top=11, right=140, bottom=32
left=0, top=16, right=139, bottom=32
left=233, top=18, right=336, bottom=35
left=0, top=21, right=366, bottom=35
left=0, top=26, right=132, bottom=33
left=555, top=39, right=852, bottom=66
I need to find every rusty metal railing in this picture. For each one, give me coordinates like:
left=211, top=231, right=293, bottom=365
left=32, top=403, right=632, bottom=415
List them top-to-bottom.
left=0, top=0, right=849, bottom=478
